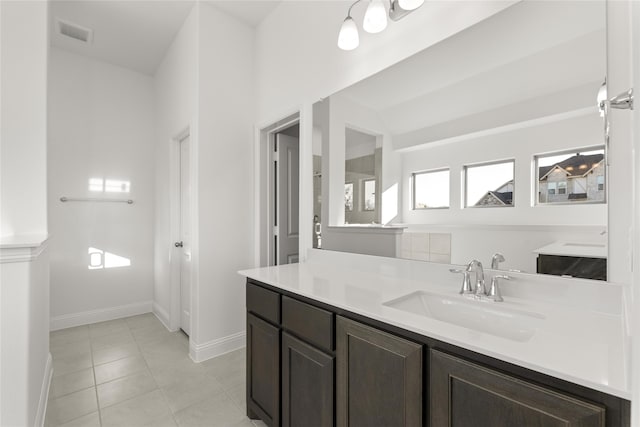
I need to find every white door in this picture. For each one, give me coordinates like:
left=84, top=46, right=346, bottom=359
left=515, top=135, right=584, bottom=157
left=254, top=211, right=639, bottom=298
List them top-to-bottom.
left=276, top=133, right=299, bottom=264
left=179, top=136, right=191, bottom=335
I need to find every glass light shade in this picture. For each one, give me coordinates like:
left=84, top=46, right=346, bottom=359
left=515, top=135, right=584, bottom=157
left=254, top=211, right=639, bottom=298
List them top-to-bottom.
left=363, top=0, right=388, bottom=34
left=398, top=0, right=424, bottom=11
left=338, top=16, right=359, bottom=50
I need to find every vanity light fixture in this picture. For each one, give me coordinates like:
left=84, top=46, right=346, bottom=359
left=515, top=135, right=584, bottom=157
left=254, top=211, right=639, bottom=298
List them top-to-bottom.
left=338, top=0, right=424, bottom=50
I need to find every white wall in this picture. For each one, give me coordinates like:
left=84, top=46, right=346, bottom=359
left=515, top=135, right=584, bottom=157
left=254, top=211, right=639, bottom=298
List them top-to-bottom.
left=0, top=0, right=49, bottom=237
left=0, top=1, right=51, bottom=426
left=153, top=3, right=254, bottom=360
left=191, top=3, right=255, bottom=359
left=153, top=6, right=198, bottom=330
left=48, top=48, right=156, bottom=328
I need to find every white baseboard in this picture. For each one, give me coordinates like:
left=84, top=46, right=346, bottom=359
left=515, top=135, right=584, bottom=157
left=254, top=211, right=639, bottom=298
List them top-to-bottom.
left=50, top=301, right=153, bottom=331
left=152, top=302, right=175, bottom=332
left=189, top=331, right=246, bottom=363
left=35, top=353, right=53, bottom=427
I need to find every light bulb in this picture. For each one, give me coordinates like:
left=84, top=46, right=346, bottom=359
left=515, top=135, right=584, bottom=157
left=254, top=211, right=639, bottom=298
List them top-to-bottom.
left=363, top=0, right=387, bottom=34
left=398, top=0, right=424, bottom=11
left=338, top=16, right=359, bottom=50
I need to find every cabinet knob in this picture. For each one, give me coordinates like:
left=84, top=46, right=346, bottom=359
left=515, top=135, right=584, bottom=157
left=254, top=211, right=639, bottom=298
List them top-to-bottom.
left=175, top=241, right=183, bottom=248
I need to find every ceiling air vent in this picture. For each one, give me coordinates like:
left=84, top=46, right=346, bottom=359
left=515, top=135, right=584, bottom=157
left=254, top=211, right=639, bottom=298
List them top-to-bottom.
left=56, top=19, right=93, bottom=44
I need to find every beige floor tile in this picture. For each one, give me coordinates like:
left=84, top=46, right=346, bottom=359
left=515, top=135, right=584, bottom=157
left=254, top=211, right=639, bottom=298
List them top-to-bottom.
left=124, top=313, right=159, bottom=330
left=89, top=319, right=129, bottom=338
left=50, top=326, right=90, bottom=347
left=91, top=330, right=135, bottom=350
left=140, top=337, right=189, bottom=367
left=51, top=340, right=92, bottom=360
left=92, top=341, right=140, bottom=366
left=53, top=352, right=93, bottom=378
left=94, top=354, right=147, bottom=384
left=148, top=356, right=208, bottom=387
left=50, top=368, right=95, bottom=399
left=97, top=369, right=158, bottom=408
left=161, top=374, right=225, bottom=414
left=226, top=382, right=246, bottom=408
left=47, top=388, right=98, bottom=425
left=100, top=389, right=171, bottom=427
left=173, top=392, right=246, bottom=427
left=57, top=411, right=101, bottom=427
left=140, top=414, right=178, bottom=426
left=228, top=419, right=256, bottom=427
left=251, top=421, right=268, bottom=427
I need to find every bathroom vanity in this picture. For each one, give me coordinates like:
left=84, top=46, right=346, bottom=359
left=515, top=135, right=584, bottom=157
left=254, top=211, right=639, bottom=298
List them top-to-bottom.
left=240, top=250, right=630, bottom=427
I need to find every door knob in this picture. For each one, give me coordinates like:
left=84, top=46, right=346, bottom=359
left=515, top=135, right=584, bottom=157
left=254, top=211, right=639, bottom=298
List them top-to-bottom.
left=175, top=241, right=183, bottom=248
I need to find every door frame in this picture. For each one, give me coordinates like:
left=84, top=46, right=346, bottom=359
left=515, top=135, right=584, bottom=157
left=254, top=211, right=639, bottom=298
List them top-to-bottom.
left=255, top=106, right=313, bottom=267
left=169, top=126, right=197, bottom=339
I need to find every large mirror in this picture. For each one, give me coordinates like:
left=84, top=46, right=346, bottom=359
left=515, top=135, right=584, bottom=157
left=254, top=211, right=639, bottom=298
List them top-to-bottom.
left=313, top=0, right=608, bottom=280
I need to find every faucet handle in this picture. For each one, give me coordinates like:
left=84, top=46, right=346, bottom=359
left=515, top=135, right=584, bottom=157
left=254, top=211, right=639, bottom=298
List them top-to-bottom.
left=450, top=268, right=473, bottom=295
left=488, top=275, right=512, bottom=302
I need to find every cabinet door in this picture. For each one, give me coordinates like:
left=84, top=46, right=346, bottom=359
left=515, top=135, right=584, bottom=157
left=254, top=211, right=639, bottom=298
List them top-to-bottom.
left=247, top=313, right=280, bottom=426
left=336, top=316, right=422, bottom=427
left=282, top=332, right=334, bottom=427
left=430, top=350, right=606, bottom=427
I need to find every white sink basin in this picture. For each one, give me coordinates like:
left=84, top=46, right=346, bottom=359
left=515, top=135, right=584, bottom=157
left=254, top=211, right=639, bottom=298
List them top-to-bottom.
left=383, top=291, right=545, bottom=342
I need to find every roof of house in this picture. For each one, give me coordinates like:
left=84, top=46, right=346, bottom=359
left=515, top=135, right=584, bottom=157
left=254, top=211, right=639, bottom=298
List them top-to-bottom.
left=539, top=153, right=604, bottom=180
left=475, top=191, right=513, bottom=206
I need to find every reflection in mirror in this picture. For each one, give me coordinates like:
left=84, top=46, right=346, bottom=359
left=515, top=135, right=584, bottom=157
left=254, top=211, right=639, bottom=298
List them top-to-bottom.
left=313, top=0, right=608, bottom=280
left=344, top=128, right=382, bottom=223
left=536, top=147, right=605, bottom=205
left=465, top=160, right=514, bottom=208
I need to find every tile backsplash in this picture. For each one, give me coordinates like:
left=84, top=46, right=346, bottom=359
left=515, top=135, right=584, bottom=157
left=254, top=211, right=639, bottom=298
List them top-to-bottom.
left=401, top=232, right=451, bottom=264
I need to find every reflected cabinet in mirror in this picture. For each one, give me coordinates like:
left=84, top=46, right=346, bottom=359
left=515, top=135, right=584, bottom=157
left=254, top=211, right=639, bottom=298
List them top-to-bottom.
left=312, top=0, right=609, bottom=280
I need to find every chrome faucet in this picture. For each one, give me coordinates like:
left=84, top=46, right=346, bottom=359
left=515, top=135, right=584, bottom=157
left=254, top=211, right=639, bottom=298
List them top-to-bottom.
left=491, top=253, right=505, bottom=269
left=466, top=259, right=486, bottom=296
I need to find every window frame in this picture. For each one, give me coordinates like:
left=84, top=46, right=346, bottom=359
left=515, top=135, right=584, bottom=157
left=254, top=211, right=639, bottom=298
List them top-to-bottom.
left=463, top=159, right=515, bottom=208
left=411, top=167, right=450, bottom=210
left=362, top=178, right=376, bottom=211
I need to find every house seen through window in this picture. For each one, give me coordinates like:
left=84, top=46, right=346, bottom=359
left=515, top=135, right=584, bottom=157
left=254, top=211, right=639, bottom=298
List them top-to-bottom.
left=536, top=147, right=605, bottom=204
left=464, top=160, right=515, bottom=208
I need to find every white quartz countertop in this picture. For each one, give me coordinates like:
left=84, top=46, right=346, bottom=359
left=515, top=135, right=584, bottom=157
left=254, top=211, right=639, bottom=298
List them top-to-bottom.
left=533, top=241, right=607, bottom=258
left=239, top=250, right=630, bottom=400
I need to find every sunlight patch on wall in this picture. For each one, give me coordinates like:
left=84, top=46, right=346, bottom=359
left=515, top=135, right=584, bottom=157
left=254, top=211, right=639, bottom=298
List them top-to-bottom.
left=88, top=178, right=131, bottom=193
left=381, top=183, right=398, bottom=224
left=88, top=247, right=131, bottom=270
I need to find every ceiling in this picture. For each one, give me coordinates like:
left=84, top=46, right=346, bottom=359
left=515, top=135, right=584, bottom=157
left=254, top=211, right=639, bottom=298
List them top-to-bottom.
left=50, top=0, right=281, bottom=76
left=339, top=0, right=606, bottom=137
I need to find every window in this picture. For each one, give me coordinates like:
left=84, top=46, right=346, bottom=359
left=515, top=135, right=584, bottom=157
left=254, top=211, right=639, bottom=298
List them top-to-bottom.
left=535, top=147, right=605, bottom=204
left=464, top=160, right=514, bottom=207
left=412, top=169, right=449, bottom=209
left=363, top=179, right=376, bottom=211
left=558, top=181, right=567, bottom=194
left=345, top=183, right=353, bottom=212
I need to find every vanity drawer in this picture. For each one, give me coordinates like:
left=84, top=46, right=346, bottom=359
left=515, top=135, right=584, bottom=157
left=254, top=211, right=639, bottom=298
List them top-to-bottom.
left=246, top=281, right=280, bottom=324
left=282, top=296, right=334, bottom=352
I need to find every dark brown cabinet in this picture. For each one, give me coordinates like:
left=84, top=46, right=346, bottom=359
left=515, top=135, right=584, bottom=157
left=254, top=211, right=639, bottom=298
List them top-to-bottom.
left=246, top=279, right=629, bottom=427
left=247, top=312, right=280, bottom=426
left=336, top=316, right=422, bottom=427
left=282, top=332, right=334, bottom=427
left=430, top=350, right=606, bottom=427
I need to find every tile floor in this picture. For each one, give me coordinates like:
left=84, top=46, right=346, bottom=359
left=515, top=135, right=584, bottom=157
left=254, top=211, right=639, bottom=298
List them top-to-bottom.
left=45, top=313, right=267, bottom=427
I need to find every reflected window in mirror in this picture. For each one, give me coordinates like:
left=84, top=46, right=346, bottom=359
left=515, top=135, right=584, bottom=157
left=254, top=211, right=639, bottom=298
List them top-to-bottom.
left=536, top=147, right=605, bottom=205
left=464, top=160, right=515, bottom=208
left=412, top=169, right=450, bottom=209
left=363, top=179, right=376, bottom=211
left=345, top=182, right=354, bottom=212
